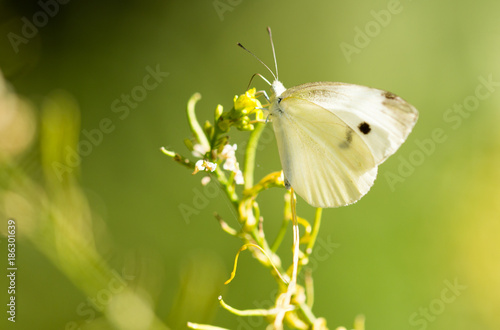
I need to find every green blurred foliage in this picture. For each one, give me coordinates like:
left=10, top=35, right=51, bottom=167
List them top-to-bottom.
left=0, top=0, right=499, bottom=329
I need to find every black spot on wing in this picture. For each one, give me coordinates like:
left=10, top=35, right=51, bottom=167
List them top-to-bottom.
left=358, top=122, right=371, bottom=134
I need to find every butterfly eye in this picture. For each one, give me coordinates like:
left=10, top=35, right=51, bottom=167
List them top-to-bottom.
left=358, top=122, right=371, bottom=134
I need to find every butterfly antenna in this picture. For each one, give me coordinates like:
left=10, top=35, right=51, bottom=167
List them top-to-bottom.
left=267, top=27, right=279, bottom=80
left=237, top=42, right=277, bottom=81
left=247, top=73, right=272, bottom=89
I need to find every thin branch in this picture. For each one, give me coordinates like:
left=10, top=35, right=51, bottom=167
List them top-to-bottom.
left=186, top=93, right=211, bottom=151
left=243, top=122, right=265, bottom=190
left=306, top=208, right=323, bottom=255
left=225, top=243, right=288, bottom=286
left=219, top=296, right=294, bottom=316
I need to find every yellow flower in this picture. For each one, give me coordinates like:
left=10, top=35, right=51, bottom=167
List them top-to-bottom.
left=233, top=88, right=262, bottom=114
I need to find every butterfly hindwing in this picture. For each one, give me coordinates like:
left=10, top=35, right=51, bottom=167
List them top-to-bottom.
left=272, top=97, right=378, bottom=208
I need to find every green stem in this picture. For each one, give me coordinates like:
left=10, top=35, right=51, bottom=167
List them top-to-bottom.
left=186, top=93, right=211, bottom=152
left=209, top=119, right=223, bottom=154
left=243, top=122, right=265, bottom=190
left=160, top=148, right=194, bottom=170
left=214, top=167, right=239, bottom=209
left=271, top=192, right=291, bottom=252
left=295, top=207, right=323, bottom=279
left=306, top=208, right=323, bottom=255
left=271, top=217, right=288, bottom=253
left=249, top=226, right=287, bottom=277
left=304, top=268, right=314, bottom=308
left=219, top=296, right=293, bottom=316
left=297, top=301, right=318, bottom=326
left=187, top=322, right=229, bottom=330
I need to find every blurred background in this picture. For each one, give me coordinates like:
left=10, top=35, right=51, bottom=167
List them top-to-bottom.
left=0, top=0, right=499, bottom=329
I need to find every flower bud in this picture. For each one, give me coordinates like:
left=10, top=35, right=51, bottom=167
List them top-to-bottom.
left=214, top=104, right=223, bottom=122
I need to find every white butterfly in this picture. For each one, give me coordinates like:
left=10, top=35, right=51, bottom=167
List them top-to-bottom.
left=241, top=28, right=418, bottom=208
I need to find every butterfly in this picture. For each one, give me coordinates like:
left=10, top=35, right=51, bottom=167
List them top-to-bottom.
left=240, top=28, right=418, bottom=208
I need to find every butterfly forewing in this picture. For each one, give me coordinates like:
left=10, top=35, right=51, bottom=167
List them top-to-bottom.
left=281, top=82, right=418, bottom=165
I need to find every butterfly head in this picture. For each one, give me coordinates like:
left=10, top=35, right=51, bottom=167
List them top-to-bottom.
left=238, top=28, right=286, bottom=117
left=269, top=80, right=286, bottom=117
left=271, top=80, right=286, bottom=98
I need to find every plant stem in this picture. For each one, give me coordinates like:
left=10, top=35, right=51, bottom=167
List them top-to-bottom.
left=186, top=93, right=210, bottom=151
left=243, top=122, right=265, bottom=190
left=274, top=188, right=300, bottom=328
left=271, top=192, right=291, bottom=252
left=306, top=208, right=323, bottom=255
left=271, top=217, right=289, bottom=253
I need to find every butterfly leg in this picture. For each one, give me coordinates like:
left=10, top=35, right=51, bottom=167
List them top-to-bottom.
left=257, top=89, right=270, bottom=102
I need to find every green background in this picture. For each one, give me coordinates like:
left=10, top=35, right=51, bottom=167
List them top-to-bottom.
left=1, top=0, right=499, bottom=329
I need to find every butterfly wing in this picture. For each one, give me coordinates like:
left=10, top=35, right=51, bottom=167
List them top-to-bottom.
left=272, top=82, right=418, bottom=208
left=281, top=82, right=419, bottom=164
left=272, top=97, right=378, bottom=208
